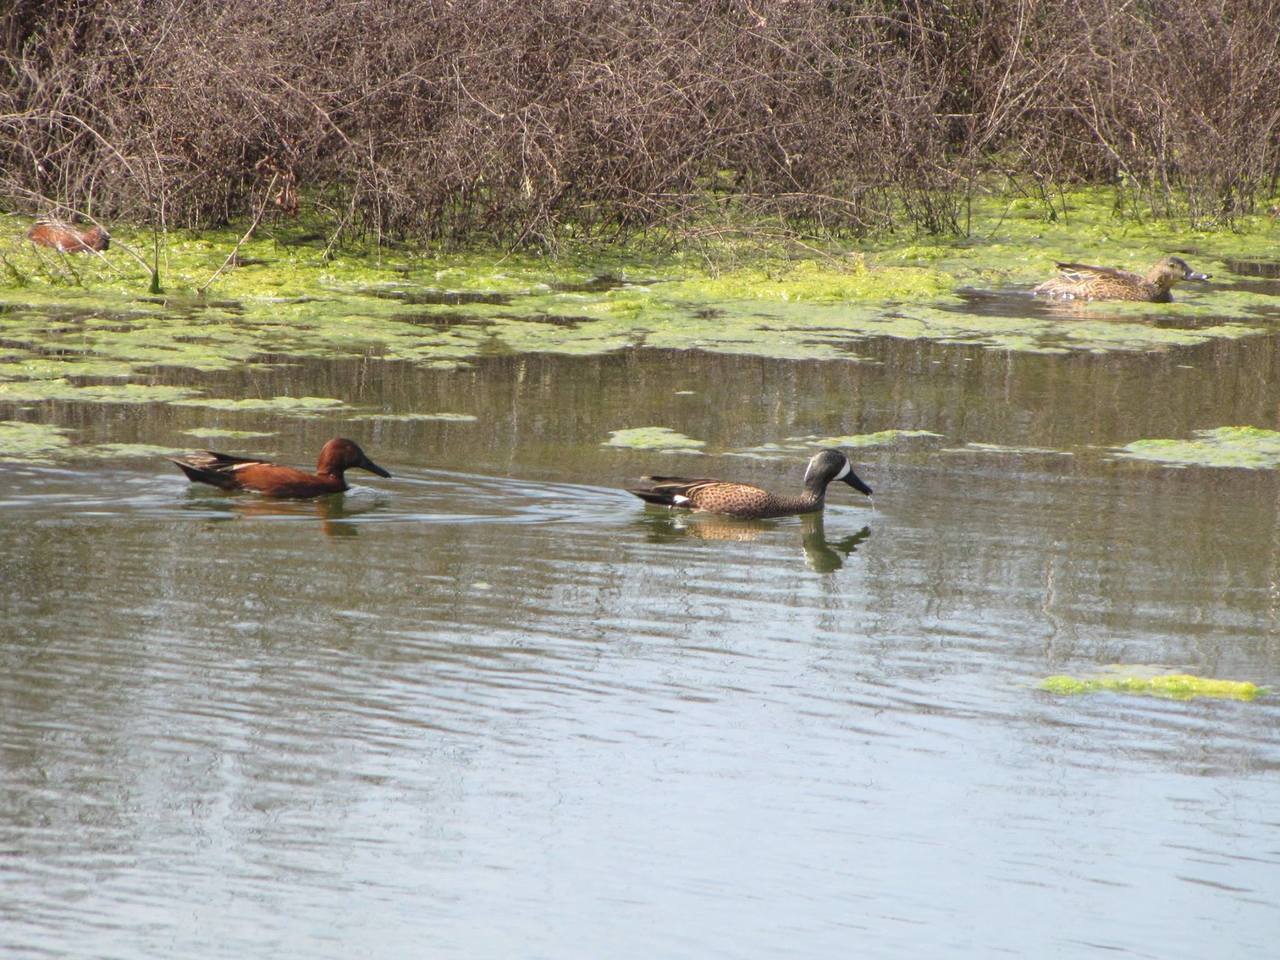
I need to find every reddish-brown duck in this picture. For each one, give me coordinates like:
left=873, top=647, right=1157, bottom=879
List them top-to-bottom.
left=27, top=220, right=111, bottom=253
left=169, top=437, right=390, bottom=498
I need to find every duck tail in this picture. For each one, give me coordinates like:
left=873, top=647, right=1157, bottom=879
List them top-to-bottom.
left=169, top=457, right=240, bottom=490
left=628, top=487, right=680, bottom=506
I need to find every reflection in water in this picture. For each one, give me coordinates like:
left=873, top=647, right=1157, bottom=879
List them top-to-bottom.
left=179, top=488, right=386, bottom=536
left=635, top=509, right=871, bottom=572
left=638, top=509, right=771, bottom=542
left=800, top=514, right=871, bottom=572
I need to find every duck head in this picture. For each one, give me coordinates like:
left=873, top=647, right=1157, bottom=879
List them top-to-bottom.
left=1149, top=256, right=1210, bottom=291
left=317, top=438, right=391, bottom=478
left=804, top=448, right=872, bottom=496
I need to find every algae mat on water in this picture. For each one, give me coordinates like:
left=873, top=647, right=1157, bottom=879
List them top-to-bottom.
left=2, top=191, right=1279, bottom=388
left=0, top=420, right=184, bottom=463
left=603, top=427, right=706, bottom=453
left=1116, top=427, right=1280, bottom=469
left=1040, top=668, right=1265, bottom=701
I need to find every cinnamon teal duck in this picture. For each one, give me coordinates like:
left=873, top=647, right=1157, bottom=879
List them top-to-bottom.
left=27, top=219, right=110, bottom=253
left=1033, top=256, right=1210, bottom=302
left=169, top=437, right=390, bottom=498
left=628, top=448, right=872, bottom=519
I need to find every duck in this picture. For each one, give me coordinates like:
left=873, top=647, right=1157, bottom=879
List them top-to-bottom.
left=26, top=219, right=110, bottom=253
left=1033, top=256, right=1210, bottom=302
left=169, top=437, right=390, bottom=498
left=628, top=448, right=872, bottom=520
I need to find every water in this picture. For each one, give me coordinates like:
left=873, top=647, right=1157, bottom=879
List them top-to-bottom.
left=2, top=329, right=1279, bottom=958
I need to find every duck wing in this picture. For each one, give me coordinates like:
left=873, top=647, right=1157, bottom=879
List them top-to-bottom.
left=1053, top=262, right=1143, bottom=283
left=169, top=450, right=274, bottom=489
left=628, top=476, right=766, bottom=509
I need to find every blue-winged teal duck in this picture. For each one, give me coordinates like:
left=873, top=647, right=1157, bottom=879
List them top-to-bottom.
left=27, top=219, right=110, bottom=253
left=1033, top=256, right=1210, bottom=302
left=170, top=437, right=390, bottom=498
left=628, top=448, right=872, bottom=519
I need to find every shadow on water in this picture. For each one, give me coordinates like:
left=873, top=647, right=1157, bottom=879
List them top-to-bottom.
left=635, top=509, right=872, bottom=572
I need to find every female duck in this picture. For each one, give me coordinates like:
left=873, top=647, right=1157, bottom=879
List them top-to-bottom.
left=1033, top=256, right=1210, bottom=302
left=170, top=437, right=390, bottom=498
left=628, top=448, right=872, bottom=520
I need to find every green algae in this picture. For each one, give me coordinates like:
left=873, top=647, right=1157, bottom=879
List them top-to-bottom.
left=3, top=188, right=1280, bottom=392
left=660, top=257, right=956, bottom=304
left=0, top=379, right=200, bottom=404
left=170, top=395, right=347, bottom=415
left=347, top=412, right=477, bottom=422
left=0, top=420, right=74, bottom=461
left=0, top=423, right=193, bottom=463
left=1116, top=426, right=1280, bottom=469
left=603, top=427, right=706, bottom=452
left=180, top=428, right=277, bottom=440
left=730, top=430, right=942, bottom=459
left=812, top=430, right=942, bottom=448
left=75, top=442, right=186, bottom=459
left=944, top=442, right=1073, bottom=456
left=1039, top=670, right=1264, bottom=701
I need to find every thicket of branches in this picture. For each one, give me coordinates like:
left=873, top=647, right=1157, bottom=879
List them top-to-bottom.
left=2, top=0, right=1278, bottom=245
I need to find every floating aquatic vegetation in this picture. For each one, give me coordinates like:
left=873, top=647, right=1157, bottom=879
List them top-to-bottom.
left=3, top=189, right=1280, bottom=388
left=661, top=257, right=956, bottom=305
left=0, top=379, right=200, bottom=404
left=170, top=395, right=346, bottom=414
left=347, top=412, right=477, bottom=422
left=0, top=420, right=74, bottom=461
left=1116, top=426, right=1280, bottom=469
left=603, top=427, right=706, bottom=452
left=180, top=428, right=276, bottom=439
left=730, top=430, right=941, bottom=458
left=811, top=430, right=943, bottom=448
left=75, top=442, right=186, bottom=459
left=943, top=442, right=1073, bottom=456
left=1039, top=669, right=1264, bottom=701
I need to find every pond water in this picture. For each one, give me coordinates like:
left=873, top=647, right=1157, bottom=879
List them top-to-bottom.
left=2, top=279, right=1279, bottom=958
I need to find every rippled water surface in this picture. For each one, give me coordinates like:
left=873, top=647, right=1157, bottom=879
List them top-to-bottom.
left=3, top=318, right=1280, bottom=958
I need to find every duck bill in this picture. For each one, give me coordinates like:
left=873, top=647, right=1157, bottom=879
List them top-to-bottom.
left=1186, top=271, right=1210, bottom=282
left=360, top=457, right=392, bottom=478
left=844, top=472, right=873, bottom=496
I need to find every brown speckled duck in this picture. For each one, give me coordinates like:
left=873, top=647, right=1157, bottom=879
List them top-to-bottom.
left=1033, top=256, right=1210, bottom=302
left=628, top=448, right=872, bottom=520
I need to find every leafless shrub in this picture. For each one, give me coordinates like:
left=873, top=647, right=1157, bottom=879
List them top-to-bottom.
left=1, top=0, right=1277, bottom=245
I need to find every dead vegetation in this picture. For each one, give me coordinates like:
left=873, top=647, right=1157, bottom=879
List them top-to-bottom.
left=1, top=0, right=1278, bottom=246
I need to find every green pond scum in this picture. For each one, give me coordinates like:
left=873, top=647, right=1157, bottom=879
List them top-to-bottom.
left=1, top=188, right=1278, bottom=390
left=0, top=419, right=74, bottom=462
left=0, top=420, right=183, bottom=463
left=1117, top=426, right=1280, bottom=470
left=603, top=427, right=706, bottom=452
left=1039, top=669, right=1265, bottom=702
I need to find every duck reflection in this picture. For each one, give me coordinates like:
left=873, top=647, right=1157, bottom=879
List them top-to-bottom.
left=181, top=490, right=385, bottom=537
left=637, top=510, right=870, bottom=571
left=800, top=513, right=870, bottom=572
